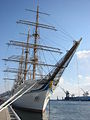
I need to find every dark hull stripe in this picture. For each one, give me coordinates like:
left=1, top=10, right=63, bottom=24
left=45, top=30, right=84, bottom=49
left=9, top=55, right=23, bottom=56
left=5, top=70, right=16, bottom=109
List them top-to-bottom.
left=12, top=105, right=45, bottom=113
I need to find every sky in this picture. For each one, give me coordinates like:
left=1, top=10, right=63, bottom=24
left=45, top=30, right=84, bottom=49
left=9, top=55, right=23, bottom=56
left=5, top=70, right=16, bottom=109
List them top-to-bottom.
left=0, top=0, right=90, bottom=99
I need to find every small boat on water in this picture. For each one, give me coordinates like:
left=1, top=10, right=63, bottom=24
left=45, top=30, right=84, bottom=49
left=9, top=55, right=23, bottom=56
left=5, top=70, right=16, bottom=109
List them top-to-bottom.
left=1, top=4, right=81, bottom=112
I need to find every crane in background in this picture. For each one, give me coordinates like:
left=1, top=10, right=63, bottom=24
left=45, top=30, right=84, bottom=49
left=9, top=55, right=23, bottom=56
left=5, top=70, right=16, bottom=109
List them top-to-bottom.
left=60, top=87, right=75, bottom=100
left=60, top=87, right=70, bottom=100
left=81, top=88, right=89, bottom=97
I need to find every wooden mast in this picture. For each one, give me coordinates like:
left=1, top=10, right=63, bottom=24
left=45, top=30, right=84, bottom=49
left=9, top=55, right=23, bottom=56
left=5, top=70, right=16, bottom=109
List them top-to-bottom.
left=33, top=5, right=39, bottom=80
left=24, top=30, right=30, bottom=80
left=18, top=48, right=24, bottom=82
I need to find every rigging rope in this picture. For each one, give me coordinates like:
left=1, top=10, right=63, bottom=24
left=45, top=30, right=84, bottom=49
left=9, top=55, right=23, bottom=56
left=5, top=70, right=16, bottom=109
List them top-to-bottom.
left=39, top=14, right=75, bottom=40
left=76, top=55, right=80, bottom=96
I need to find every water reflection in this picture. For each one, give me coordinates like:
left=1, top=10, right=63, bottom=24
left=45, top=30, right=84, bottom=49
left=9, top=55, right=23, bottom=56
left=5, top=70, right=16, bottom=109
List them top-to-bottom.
left=14, top=108, right=49, bottom=120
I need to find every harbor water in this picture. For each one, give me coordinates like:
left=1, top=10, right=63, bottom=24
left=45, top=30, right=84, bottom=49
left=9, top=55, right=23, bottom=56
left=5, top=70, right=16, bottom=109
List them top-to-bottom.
left=14, top=101, right=90, bottom=120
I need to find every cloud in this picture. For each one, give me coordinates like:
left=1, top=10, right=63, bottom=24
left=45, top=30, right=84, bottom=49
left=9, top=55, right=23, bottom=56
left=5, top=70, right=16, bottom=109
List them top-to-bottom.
left=76, top=50, right=90, bottom=59
left=78, top=74, right=83, bottom=80
left=78, top=75, right=90, bottom=86
left=85, top=76, right=90, bottom=83
left=85, top=76, right=90, bottom=80
left=59, top=77, right=64, bottom=84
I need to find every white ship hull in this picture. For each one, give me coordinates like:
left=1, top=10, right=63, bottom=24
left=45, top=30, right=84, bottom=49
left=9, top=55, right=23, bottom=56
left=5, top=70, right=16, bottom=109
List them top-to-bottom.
left=13, top=81, right=51, bottom=112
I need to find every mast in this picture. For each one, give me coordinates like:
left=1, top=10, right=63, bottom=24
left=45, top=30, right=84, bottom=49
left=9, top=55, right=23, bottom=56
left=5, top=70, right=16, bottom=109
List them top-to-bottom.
left=33, top=5, right=39, bottom=80
left=3, top=6, right=62, bottom=81
left=24, top=30, right=30, bottom=80
left=18, top=48, right=24, bottom=82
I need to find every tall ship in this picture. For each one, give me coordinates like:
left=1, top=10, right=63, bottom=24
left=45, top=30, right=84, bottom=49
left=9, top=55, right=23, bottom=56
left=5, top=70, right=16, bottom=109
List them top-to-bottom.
left=0, top=5, right=81, bottom=112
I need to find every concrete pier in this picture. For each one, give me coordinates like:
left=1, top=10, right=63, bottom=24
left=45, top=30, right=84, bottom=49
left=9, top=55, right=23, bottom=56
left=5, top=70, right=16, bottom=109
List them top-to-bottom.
left=0, top=100, right=21, bottom=120
left=0, top=108, right=11, bottom=120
